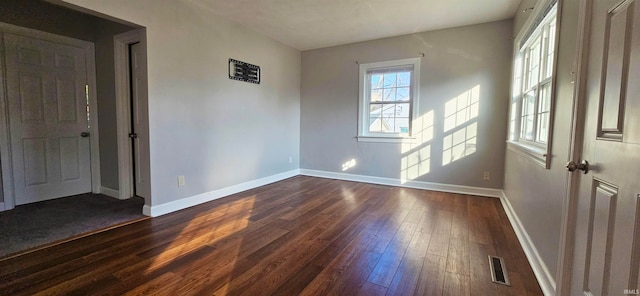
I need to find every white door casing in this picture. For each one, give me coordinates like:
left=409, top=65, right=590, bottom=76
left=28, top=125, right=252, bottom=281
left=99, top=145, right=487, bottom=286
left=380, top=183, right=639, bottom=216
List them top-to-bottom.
left=567, top=0, right=640, bottom=295
left=0, top=23, right=100, bottom=208
left=114, top=29, right=151, bottom=202
left=130, top=42, right=150, bottom=199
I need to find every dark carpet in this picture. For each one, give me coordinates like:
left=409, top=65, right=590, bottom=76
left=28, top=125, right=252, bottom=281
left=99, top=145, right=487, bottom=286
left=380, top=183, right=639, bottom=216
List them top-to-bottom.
left=0, top=194, right=146, bottom=258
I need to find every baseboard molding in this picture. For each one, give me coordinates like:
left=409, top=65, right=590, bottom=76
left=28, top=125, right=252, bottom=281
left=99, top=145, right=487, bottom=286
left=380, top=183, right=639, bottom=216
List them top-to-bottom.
left=143, top=169, right=300, bottom=217
left=299, top=169, right=503, bottom=198
left=100, top=186, right=120, bottom=199
left=499, top=191, right=556, bottom=296
left=0, top=202, right=4, bottom=211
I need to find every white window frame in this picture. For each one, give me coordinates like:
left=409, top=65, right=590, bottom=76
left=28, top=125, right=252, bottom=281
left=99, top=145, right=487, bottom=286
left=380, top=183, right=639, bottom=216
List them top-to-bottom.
left=508, top=1, right=559, bottom=168
left=357, top=58, right=420, bottom=143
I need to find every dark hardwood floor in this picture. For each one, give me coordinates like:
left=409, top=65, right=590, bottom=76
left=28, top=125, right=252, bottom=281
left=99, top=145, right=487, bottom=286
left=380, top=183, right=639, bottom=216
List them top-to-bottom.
left=0, top=176, right=543, bottom=295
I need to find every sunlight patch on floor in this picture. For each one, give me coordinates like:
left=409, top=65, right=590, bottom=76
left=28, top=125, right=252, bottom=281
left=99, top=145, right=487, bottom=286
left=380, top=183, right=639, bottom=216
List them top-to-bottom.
left=145, top=196, right=256, bottom=275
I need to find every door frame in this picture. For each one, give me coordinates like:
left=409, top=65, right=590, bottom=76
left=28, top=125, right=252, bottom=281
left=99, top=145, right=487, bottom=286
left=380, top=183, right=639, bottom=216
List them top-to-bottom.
left=555, top=0, right=594, bottom=294
left=0, top=22, right=101, bottom=210
left=114, top=29, right=150, bottom=201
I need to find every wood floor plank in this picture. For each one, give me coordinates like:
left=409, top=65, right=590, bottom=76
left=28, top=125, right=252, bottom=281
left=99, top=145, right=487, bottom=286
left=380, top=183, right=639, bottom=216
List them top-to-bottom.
left=0, top=176, right=543, bottom=296
left=426, top=209, right=453, bottom=257
left=367, top=221, right=417, bottom=287
left=386, top=229, right=430, bottom=296
left=415, top=253, right=447, bottom=296
left=443, top=271, right=470, bottom=296
left=357, top=281, right=388, bottom=296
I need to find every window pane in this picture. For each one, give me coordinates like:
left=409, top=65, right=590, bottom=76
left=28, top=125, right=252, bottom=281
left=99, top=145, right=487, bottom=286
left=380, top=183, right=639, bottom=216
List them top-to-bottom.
left=545, top=19, right=557, bottom=79
left=527, top=37, right=541, bottom=89
left=513, top=56, right=523, bottom=96
left=397, top=72, right=411, bottom=86
left=383, top=73, right=396, bottom=87
left=371, top=74, right=382, bottom=89
left=536, top=84, right=551, bottom=143
left=539, top=84, right=551, bottom=113
left=396, top=87, right=410, bottom=101
left=383, top=88, right=396, bottom=101
left=371, top=89, right=383, bottom=102
left=520, top=90, right=536, bottom=140
left=522, top=90, right=536, bottom=117
left=509, top=101, right=518, bottom=141
left=370, top=103, right=382, bottom=113
left=381, top=103, right=396, bottom=117
left=396, top=103, right=410, bottom=117
left=369, top=104, right=382, bottom=133
left=537, top=113, right=549, bottom=143
left=521, top=115, right=534, bottom=140
left=382, top=117, right=395, bottom=133
left=396, top=118, right=409, bottom=133
left=509, top=120, right=516, bottom=140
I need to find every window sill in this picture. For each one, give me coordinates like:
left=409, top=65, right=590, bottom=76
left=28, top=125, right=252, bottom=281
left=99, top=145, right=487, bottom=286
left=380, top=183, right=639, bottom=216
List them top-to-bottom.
left=357, top=136, right=416, bottom=143
left=506, top=141, right=549, bottom=169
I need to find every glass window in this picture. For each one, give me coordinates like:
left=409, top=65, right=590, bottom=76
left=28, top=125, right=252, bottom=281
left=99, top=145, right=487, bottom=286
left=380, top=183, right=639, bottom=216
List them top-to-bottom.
left=508, top=3, right=558, bottom=156
left=358, top=58, right=420, bottom=141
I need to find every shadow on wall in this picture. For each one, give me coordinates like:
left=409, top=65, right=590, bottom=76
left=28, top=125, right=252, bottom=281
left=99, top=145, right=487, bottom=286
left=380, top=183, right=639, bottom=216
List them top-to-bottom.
left=339, top=85, right=481, bottom=184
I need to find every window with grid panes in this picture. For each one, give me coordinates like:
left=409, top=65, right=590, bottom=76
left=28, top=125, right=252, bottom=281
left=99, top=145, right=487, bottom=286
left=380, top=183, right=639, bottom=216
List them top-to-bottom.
left=508, top=2, right=558, bottom=164
left=358, top=58, right=420, bottom=142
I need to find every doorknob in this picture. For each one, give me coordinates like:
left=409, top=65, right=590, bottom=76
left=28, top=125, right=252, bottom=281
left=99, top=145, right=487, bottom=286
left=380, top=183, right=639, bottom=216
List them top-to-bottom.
left=80, top=132, right=90, bottom=137
left=566, top=160, right=589, bottom=174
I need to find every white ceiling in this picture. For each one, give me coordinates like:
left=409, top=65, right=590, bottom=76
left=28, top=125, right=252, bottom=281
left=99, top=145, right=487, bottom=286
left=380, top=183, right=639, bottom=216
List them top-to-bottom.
left=190, top=0, right=523, bottom=50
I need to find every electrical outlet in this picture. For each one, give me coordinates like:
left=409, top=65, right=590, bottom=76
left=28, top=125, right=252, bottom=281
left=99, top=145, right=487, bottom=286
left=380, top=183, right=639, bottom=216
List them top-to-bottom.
left=289, top=156, right=293, bottom=164
left=483, top=171, right=490, bottom=181
left=178, top=176, right=185, bottom=187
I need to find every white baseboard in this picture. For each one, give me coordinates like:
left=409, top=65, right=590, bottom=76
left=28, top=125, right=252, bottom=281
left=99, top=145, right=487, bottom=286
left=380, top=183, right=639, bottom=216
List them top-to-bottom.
left=143, top=169, right=300, bottom=217
left=299, top=169, right=503, bottom=198
left=100, top=186, right=120, bottom=199
left=499, top=191, right=556, bottom=296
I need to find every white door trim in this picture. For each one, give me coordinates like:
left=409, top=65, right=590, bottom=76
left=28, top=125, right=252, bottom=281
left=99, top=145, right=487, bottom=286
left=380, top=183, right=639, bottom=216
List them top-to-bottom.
left=555, top=0, right=593, bottom=294
left=0, top=22, right=101, bottom=210
left=114, top=29, right=150, bottom=201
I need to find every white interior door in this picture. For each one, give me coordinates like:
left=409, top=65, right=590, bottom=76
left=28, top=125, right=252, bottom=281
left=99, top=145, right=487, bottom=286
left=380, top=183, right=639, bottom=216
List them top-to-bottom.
left=570, top=0, right=640, bottom=295
left=4, top=33, right=92, bottom=205
left=130, top=42, right=150, bottom=199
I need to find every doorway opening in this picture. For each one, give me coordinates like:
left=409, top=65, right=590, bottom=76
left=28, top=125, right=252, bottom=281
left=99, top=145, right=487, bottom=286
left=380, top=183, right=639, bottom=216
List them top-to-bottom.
left=0, top=0, right=150, bottom=258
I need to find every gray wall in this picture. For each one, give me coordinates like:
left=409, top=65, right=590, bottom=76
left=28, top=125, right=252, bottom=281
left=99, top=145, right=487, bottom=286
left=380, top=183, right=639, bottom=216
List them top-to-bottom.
left=0, top=0, right=134, bottom=198
left=60, top=0, right=301, bottom=207
left=503, top=0, right=581, bottom=280
left=300, top=21, right=512, bottom=189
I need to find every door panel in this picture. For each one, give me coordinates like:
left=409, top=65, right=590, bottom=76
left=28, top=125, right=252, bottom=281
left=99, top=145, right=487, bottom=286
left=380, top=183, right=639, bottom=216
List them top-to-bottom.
left=599, top=2, right=630, bottom=137
left=600, top=3, right=630, bottom=135
left=4, top=33, right=92, bottom=205
left=19, top=73, right=45, bottom=122
left=55, top=77, right=78, bottom=122
left=59, top=137, right=80, bottom=181
left=22, top=138, right=48, bottom=186
left=583, top=180, right=617, bottom=296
